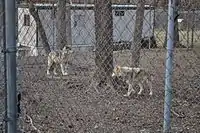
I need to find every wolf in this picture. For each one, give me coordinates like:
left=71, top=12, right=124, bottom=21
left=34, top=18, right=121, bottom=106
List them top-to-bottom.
left=46, top=46, right=73, bottom=76
left=112, top=65, right=153, bottom=96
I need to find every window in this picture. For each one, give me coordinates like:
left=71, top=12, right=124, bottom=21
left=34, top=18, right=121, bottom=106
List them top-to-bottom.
left=115, top=10, right=125, bottom=16
left=24, top=14, right=30, bottom=26
left=73, top=14, right=86, bottom=28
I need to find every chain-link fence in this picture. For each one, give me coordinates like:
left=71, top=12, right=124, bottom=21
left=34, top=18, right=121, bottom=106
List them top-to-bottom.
left=0, top=0, right=6, bottom=132
left=1, top=0, right=200, bottom=132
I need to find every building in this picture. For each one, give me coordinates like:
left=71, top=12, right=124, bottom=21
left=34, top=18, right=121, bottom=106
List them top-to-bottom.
left=17, top=3, right=155, bottom=55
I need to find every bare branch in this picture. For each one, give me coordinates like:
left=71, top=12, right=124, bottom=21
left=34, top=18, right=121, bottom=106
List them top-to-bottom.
left=25, top=114, right=41, bottom=133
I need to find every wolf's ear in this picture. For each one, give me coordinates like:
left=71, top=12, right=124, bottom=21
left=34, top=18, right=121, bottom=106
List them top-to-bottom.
left=62, top=46, right=67, bottom=51
left=116, top=65, right=121, bottom=72
left=133, top=68, right=141, bottom=73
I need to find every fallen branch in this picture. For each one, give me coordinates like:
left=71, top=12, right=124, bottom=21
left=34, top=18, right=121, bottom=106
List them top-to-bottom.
left=171, top=109, right=185, bottom=118
left=26, top=114, right=41, bottom=133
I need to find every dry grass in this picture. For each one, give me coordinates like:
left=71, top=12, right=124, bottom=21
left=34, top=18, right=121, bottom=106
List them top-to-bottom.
left=154, top=29, right=200, bottom=47
left=16, top=48, right=200, bottom=133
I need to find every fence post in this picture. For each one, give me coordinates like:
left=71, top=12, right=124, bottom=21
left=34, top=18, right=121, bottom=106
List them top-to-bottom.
left=0, top=0, right=7, bottom=132
left=5, top=0, right=17, bottom=133
left=163, top=0, right=176, bottom=132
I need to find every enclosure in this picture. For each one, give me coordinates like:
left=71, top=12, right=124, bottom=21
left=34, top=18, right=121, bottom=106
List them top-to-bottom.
left=0, top=0, right=200, bottom=133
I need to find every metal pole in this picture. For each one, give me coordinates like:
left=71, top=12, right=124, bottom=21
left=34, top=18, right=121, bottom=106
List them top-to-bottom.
left=0, top=0, right=7, bottom=132
left=5, top=0, right=17, bottom=132
left=163, top=0, right=175, bottom=132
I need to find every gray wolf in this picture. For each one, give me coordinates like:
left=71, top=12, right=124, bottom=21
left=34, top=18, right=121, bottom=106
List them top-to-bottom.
left=46, top=46, right=73, bottom=76
left=112, top=65, right=153, bottom=96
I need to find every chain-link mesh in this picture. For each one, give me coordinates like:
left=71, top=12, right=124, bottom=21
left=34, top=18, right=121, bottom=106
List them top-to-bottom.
left=0, top=0, right=5, bottom=132
left=1, top=0, right=200, bottom=132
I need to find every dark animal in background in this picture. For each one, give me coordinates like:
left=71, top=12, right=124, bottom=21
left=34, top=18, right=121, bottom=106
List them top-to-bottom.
left=112, top=36, right=157, bottom=51
left=141, top=36, right=157, bottom=49
left=113, top=41, right=131, bottom=51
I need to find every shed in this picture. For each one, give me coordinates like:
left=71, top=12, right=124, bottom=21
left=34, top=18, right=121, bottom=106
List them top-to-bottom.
left=17, top=3, right=155, bottom=54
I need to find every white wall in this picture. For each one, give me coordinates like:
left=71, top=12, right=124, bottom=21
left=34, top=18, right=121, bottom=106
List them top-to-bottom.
left=17, top=6, right=154, bottom=50
left=18, top=8, right=36, bottom=47
left=38, top=9, right=56, bottom=50
left=113, top=9, right=154, bottom=42
left=71, top=10, right=95, bottom=46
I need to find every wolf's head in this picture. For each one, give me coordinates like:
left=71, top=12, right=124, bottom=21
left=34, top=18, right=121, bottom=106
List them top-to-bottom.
left=62, top=46, right=73, bottom=54
left=112, top=65, right=122, bottom=77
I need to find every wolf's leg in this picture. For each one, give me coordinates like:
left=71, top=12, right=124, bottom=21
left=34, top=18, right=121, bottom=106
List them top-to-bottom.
left=47, top=57, right=52, bottom=75
left=60, top=63, right=68, bottom=75
left=53, top=65, right=58, bottom=75
left=146, top=78, right=153, bottom=95
left=124, top=80, right=135, bottom=97
left=138, top=82, right=144, bottom=95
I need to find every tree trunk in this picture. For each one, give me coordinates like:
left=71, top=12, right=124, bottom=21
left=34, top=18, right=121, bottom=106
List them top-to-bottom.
left=56, top=0, right=72, bottom=50
left=93, top=0, right=113, bottom=89
left=131, top=0, right=145, bottom=67
left=163, top=0, right=181, bottom=48
left=174, top=0, right=180, bottom=47
left=28, top=2, right=51, bottom=54
left=163, top=6, right=168, bottom=48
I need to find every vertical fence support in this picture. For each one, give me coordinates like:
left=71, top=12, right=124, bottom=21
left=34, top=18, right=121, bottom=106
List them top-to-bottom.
left=0, top=0, right=7, bottom=132
left=5, top=0, right=17, bottom=133
left=163, top=0, right=176, bottom=132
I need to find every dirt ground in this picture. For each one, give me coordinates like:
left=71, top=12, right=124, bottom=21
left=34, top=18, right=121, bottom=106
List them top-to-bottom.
left=16, top=48, right=199, bottom=133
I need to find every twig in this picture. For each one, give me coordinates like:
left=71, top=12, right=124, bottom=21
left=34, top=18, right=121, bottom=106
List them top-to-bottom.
left=171, top=109, right=185, bottom=118
left=26, top=115, right=41, bottom=133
